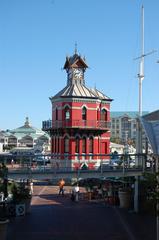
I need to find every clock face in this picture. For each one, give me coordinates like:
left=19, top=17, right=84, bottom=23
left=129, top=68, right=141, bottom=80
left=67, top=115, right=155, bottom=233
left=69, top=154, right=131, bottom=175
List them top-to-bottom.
left=73, top=68, right=83, bottom=78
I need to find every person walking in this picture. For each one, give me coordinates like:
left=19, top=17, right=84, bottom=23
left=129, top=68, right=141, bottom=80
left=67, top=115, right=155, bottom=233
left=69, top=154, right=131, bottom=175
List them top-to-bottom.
left=11, top=159, right=14, bottom=168
left=58, top=178, right=65, bottom=196
left=30, top=180, right=34, bottom=195
left=74, top=184, right=79, bottom=202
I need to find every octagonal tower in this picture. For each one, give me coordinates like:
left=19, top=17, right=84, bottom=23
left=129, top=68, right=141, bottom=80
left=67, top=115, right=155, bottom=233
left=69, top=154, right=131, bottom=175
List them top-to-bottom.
left=43, top=50, right=113, bottom=169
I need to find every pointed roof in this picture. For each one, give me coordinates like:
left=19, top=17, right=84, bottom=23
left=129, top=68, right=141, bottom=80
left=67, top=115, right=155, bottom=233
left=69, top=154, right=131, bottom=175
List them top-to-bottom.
left=51, top=50, right=112, bottom=102
left=63, top=53, right=88, bottom=69
left=51, top=83, right=96, bottom=99
left=51, top=84, right=112, bottom=101
left=90, top=88, right=111, bottom=100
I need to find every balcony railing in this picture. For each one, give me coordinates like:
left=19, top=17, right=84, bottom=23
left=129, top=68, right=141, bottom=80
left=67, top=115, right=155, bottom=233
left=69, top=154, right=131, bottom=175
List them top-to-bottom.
left=42, top=120, right=110, bottom=131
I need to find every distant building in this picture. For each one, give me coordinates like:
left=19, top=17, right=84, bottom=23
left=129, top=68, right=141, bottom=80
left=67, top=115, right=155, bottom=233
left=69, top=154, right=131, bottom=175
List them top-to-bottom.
left=42, top=50, right=112, bottom=169
left=110, top=111, right=148, bottom=146
left=1, top=117, right=50, bottom=153
left=0, top=131, right=9, bottom=152
left=110, top=142, right=124, bottom=154
left=110, top=142, right=136, bottom=155
left=0, top=143, right=3, bottom=153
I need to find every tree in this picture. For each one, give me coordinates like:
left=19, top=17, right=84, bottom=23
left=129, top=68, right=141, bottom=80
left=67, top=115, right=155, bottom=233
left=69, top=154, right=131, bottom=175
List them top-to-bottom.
left=139, top=172, right=159, bottom=215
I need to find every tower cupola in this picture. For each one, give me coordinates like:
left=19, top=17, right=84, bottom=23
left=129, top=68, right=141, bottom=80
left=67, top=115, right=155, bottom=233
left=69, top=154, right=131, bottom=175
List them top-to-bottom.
left=63, top=50, right=88, bottom=86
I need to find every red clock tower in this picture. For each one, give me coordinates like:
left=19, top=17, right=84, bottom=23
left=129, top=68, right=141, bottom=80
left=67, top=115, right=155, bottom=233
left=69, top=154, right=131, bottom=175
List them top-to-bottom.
left=43, top=50, right=112, bottom=169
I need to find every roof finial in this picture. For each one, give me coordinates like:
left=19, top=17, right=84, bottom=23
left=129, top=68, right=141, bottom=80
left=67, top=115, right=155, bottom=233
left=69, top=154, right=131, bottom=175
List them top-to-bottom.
left=75, top=42, right=77, bottom=54
left=25, top=117, right=30, bottom=127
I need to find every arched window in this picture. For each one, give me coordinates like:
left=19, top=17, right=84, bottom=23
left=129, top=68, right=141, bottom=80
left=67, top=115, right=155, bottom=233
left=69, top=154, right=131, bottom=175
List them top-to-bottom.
left=65, top=106, right=70, bottom=120
left=82, top=107, right=87, bottom=120
left=56, top=108, right=58, bottom=120
left=101, top=109, right=107, bottom=121
left=8, top=135, right=17, bottom=146
left=19, top=135, right=33, bottom=147
left=64, top=136, right=69, bottom=153
left=75, top=137, right=80, bottom=153
left=82, top=137, right=86, bottom=153
left=89, top=137, right=93, bottom=153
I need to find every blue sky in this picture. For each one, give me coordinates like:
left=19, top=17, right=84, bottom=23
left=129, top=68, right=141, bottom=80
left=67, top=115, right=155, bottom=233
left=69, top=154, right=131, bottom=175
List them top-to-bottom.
left=0, top=0, right=159, bottom=130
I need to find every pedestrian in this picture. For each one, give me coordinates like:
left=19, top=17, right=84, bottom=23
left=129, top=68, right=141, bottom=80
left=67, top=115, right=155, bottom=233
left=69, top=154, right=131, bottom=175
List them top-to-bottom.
left=11, top=159, right=14, bottom=168
left=58, top=178, right=65, bottom=195
left=30, top=180, right=34, bottom=195
left=73, top=184, right=79, bottom=202
left=71, top=188, right=75, bottom=201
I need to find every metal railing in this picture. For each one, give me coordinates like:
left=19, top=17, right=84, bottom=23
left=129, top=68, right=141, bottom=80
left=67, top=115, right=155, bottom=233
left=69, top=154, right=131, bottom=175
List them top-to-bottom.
left=42, top=120, right=110, bottom=130
left=0, top=153, right=154, bottom=179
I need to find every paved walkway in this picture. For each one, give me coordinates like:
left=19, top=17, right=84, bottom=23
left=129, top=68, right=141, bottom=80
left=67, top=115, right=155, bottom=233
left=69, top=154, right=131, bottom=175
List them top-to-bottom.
left=6, top=185, right=156, bottom=240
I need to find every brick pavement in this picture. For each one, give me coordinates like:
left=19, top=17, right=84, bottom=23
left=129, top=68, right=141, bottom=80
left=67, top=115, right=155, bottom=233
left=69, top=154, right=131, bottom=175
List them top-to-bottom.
left=6, top=185, right=156, bottom=240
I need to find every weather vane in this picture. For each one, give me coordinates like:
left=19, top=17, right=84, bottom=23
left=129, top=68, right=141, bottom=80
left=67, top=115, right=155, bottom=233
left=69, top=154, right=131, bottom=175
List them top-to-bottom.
left=75, top=42, right=77, bottom=54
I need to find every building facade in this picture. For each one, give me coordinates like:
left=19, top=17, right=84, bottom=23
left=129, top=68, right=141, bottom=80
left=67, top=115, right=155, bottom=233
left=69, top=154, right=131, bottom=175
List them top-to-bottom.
left=43, top=51, right=112, bottom=169
left=110, top=111, right=148, bottom=146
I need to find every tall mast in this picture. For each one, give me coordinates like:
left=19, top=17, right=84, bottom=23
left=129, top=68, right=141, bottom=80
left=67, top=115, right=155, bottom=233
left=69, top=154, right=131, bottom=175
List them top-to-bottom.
left=135, top=5, right=156, bottom=155
left=136, top=5, right=144, bottom=155
left=137, top=5, right=156, bottom=116
left=139, top=5, right=144, bottom=117
left=134, top=7, right=145, bottom=214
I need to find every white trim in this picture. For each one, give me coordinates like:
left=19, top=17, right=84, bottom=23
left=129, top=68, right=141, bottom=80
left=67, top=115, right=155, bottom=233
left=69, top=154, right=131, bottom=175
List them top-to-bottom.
left=51, top=97, right=111, bottom=104
left=63, top=104, right=71, bottom=109
left=81, top=104, right=88, bottom=109
left=52, top=105, right=110, bottom=111
left=52, top=106, right=99, bottom=111
left=101, top=107, right=109, bottom=111
left=100, top=137, right=110, bottom=140
left=81, top=162, right=88, bottom=167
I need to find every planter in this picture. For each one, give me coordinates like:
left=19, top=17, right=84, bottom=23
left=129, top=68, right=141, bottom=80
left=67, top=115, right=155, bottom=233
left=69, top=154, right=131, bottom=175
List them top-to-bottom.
left=118, top=190, right=131, bottom=208
left=16, top=204, right=25, bottom=216
left=0, top=219, right=9, bottom=240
